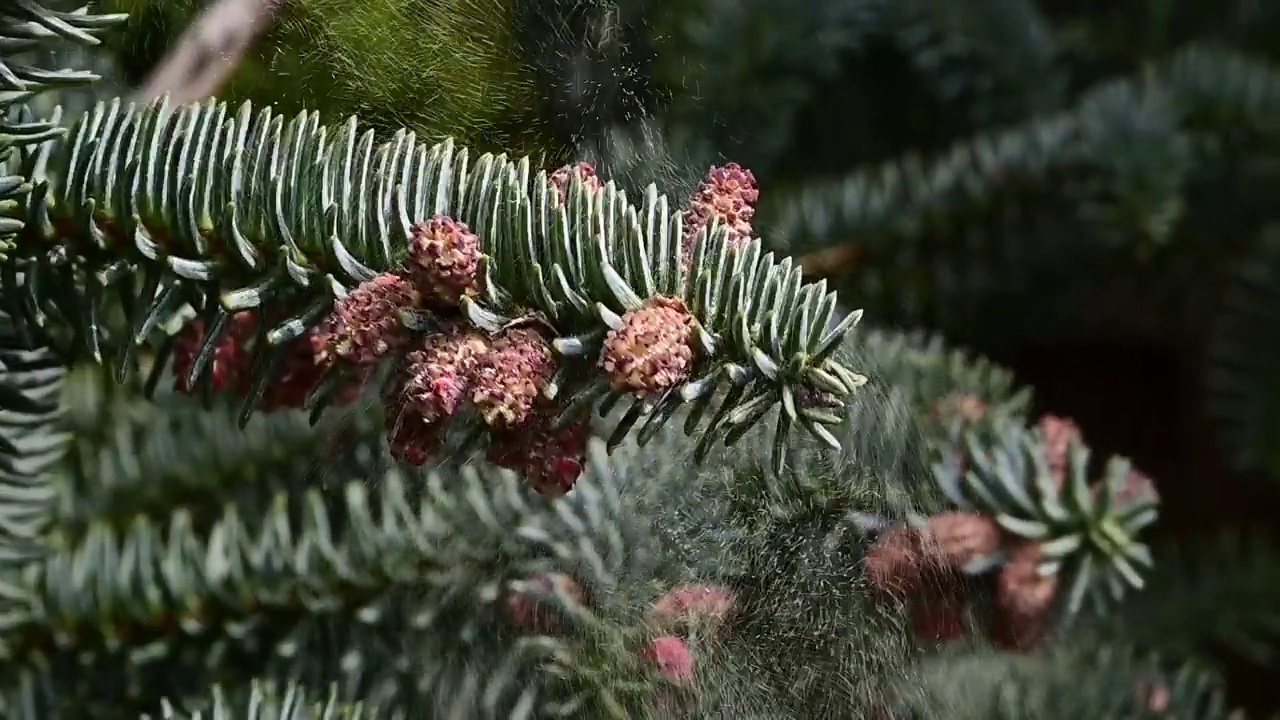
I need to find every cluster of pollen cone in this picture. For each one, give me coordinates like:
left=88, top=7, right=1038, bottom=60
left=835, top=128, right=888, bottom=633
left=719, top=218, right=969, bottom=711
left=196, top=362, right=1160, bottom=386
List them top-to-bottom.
left=170, top=160, right=761, bottom=496
left=863, top=410, right=1158, bottom=651
left=506, top=572, right=735, bottom=696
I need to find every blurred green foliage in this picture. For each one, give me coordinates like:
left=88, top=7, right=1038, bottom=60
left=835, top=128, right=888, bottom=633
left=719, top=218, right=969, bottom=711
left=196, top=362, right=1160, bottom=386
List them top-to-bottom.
left=102, top=0, right=550, bottom=155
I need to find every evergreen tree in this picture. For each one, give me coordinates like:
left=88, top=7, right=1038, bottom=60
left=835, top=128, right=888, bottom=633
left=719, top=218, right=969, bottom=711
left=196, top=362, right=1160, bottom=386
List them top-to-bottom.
left=0, top=1, right=1273, bottom=718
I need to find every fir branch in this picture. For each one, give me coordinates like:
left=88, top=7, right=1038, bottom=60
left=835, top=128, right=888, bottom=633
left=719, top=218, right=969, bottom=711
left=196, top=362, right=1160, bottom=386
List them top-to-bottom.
left=0, top=0, right=126, bottom=626
left=0, top=0, right=123, bottom=570
left=662, top=0, right=1061, bottom=176
left=889, top=0, right=1064, bottom=121
left=0, top=1, right=126, bottom=260
left=763, top=44, right=1280, bottom=258
left=1162, top=45, right=1280, bottom=140
left=7, top=97, right=867, bottom=477
left=764, top=107, right=1083, bottom=254
left=1206, top=226, right=1280, bottom=477
left=0, top=314, right=65, bottom=565
left=855, top=326, right=1033, bottom=425
left=847, top=329, right=1162, bottom=622
left=615, top=341, right=932, bottom=716
left=50, top=363, right=386, bottom=539
left=932, top=416, right=1159, bottom=619
left=0, top=438, right=674, bottom=718
left=1110, top=531, right=1280, bottom=667
left=887, top=643, right=1230, bottom=719
left=145, top=681, right=367, bottom=720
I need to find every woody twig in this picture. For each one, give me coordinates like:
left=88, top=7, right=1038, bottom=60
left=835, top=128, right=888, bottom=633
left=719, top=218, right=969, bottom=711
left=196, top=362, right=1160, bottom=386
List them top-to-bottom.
left=133, top=0, right=282, bottom=104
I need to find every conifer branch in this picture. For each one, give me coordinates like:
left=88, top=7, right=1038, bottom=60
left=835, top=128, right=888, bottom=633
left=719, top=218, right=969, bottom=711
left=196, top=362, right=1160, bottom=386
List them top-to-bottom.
left=0, top=2, right=127, bottom=258
left=764, top=44, right=1280, bottom=257
left=5, top=98, right=868, bottom=484
left=0, top=315, right=65, bottom=564
left=854, top=329, right=1161, bottom=625
left=51, top=364, right=385, bottom=539
left=0, top=437, right=676, bottom=718
left=1111, top=531, right=1280, bottom=666
left=887, top=644, right=1229, bottom=719
left=146, top=681, right=367, bottom=720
